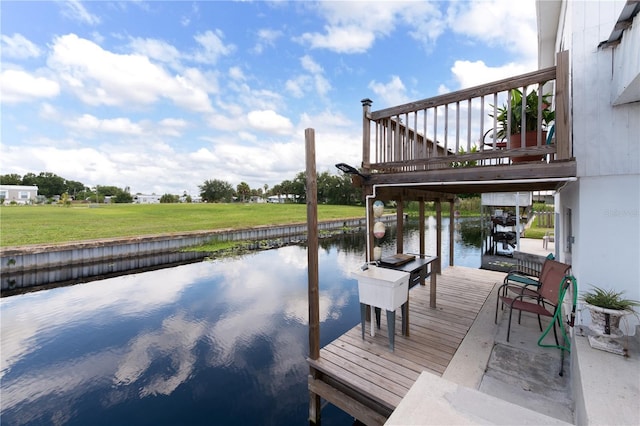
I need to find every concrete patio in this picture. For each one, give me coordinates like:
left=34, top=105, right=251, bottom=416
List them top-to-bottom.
left=387, top=238, right=640, bottom=425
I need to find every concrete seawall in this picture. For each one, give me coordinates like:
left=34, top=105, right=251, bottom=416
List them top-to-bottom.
left=1, top=215, right=397, bottom=293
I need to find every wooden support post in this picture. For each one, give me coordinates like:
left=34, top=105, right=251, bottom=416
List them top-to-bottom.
left=555, top=50, right=571, bottom=160
left=362, top=98, right=372, bottom=171
left=305, top=128, right=321, bottom=425
left=367, top=194, right=374, bottom=262
left=396, top=198, right=404, bottom=253
left=419, top=199, right=425, bottom=257
left=436, top=199, right=442, bottom=273
left=449, top=200, right=455, bottom=267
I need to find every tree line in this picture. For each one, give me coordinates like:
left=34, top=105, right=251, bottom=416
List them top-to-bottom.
left=1, top=170, right=364, bottom=205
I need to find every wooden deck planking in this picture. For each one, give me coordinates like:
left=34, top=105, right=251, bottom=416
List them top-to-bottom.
left=309, top=266, right=506, bottom=421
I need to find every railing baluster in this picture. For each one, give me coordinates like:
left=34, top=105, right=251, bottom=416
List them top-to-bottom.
left=537, top=83, right=543, bottom=147
left=480, top=96, right=485, bottom=153
left=467, top=98, right=472, bottom=153
left=455, top=101, right=460, bottom=155
left=444, top=104, right=449, bottom=154
left=433, top=106, right=438, bottom=159
left=422, top=109, right=427, bottom=163
left=413, top=111, right=418, bottom=168
left=404, top=112, right=409, bottom=168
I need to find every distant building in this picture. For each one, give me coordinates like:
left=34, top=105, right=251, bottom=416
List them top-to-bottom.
left=0, top=185, right=38, bottom=205
left=133, top=194, right=161, bottom=204
left=267, top=194, right=296, bottom=203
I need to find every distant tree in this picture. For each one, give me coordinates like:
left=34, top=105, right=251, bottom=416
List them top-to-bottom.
left=34, top=172, right=66, bottom=198
left=291, top=172, right=306, bottom=203
left=21, top=173, right=38, bottom=186
left=0, top=174, right=22, bottom=185
left=199, top=179, right=235, bottom=203
left=65, top=180, right=87, bottom=198
left=236, top=182, right=251, bottom=202
left=263, top=183, right=269, bottom=199
left=96, top=185, right=120, bottom=197
left=112, top=190, right=133, bottom=203
left=160, top=193, right=179, bottom=203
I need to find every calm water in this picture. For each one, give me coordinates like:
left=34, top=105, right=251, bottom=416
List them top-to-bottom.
left=0, top=218, right=481, bottom=425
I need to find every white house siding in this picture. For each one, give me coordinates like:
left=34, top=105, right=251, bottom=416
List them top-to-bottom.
left=543, top=0, right=640, bottom=334
left=0, top=185, right=38, bottom=204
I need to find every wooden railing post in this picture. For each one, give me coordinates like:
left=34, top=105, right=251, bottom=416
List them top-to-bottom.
left=555, top=50, right=571, bottom=160
left=362, top=98, right=372, bottom=172
left=396, top=198, right=404, bottom=253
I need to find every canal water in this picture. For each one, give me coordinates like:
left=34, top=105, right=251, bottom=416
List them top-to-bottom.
left=0, top=217, right=482, bottom=425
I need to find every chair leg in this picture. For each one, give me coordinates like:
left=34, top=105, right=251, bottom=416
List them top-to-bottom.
left=360, top=303, right=367, bottom=339
left=506, top=305, right=515, bottom=342
left=537, top=314, right=543, bottom=331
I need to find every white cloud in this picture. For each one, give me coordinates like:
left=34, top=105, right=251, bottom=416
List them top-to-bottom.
left=60, top=0, right=101, bottom=25
left=446, top=0, right=538, bottom=66
left=297, top=1, right=443, bottom=53
left=298, top=25, right=375, bottom=54
left=253, top=28, right=283, bottom=54
left=191, top=30, right=235, bottom=64
left=1, top=34, right=41, bottom=59
left=48, top=34, right=213, bottom=112
left=128, top=37, right=181, bottom=67
left=283, top=55, right=331, bottom=99
left=300, top=55, right=322, bottom=74
left=450, top=60, right=534, bottom=89
left=229, top=66, right=245, bottom=81
left=0, top=69, right=60, bottom=103
left=285, top=75, right=309, bottom=98
left=368, top=76, right=410, bottom=108
left=247, top=110, right=293, bottom=135
left=65, top=114, right=144, bottom=135
left=158, top=118, right=188, bottom=137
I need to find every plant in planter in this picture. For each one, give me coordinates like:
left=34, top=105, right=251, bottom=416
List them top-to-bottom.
left=491, top=88, right=555, bottom=162
left=581, top=285, right=639, bottom=355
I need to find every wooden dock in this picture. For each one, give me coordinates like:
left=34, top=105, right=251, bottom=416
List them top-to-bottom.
left=308, top=266, right=506, bottom=425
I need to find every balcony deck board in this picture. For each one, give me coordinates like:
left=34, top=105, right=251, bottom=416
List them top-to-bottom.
left=308, top=266, right=505, bottom=423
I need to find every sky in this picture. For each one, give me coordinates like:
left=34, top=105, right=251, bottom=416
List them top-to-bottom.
left=1, top=0, right=538, bottom=196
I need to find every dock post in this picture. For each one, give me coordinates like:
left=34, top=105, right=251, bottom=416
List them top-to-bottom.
left=306, top=128, right=321, bottom=425
left=396, top=197, right=404, bottom=253
left=436, top=199, right=442, bottom=273
left=449, top=199, right=455, bottom=266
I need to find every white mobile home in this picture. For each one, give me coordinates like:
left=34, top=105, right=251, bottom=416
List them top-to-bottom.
left=0, top=185, right=38, bottom=205
left=133, top=194, right=161, bottom=204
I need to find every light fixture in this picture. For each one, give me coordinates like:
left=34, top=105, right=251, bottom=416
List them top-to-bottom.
left=335, top=163, right=368, bottom=180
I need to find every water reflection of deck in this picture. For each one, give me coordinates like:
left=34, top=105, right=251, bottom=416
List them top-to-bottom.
left=308, top=266, right=505, bottom=425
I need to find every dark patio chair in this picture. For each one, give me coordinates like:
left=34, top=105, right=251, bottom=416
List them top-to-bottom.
left=495, top=253, right=555, bottom=323
left=497, top=259, right=572, bottom=344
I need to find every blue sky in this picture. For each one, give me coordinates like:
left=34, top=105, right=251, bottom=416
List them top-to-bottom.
left=1, top=0, right=537, bottom=196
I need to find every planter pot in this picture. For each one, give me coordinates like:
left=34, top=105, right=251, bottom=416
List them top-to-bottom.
left=510, top=130, right=547, bottom=163
left=584, top=303, right=628, bottom=355
left=585, top=303, right=625, bottom=337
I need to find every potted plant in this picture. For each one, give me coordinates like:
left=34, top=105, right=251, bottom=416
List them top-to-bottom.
left=491, top=88, right=555, bottom=162
left=581, top=285, right=639, bottom=355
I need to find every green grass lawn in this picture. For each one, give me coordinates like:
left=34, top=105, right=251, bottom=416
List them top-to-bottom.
left=0, top=203, right=366, bottom=247
left=525, top=214, right=554, bottom=239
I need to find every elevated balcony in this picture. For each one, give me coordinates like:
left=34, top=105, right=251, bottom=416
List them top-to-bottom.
left=358, top=51, right=576, bottom=196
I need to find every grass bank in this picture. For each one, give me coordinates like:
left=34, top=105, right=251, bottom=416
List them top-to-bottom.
left=0, top=203, right=365, bottom=247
